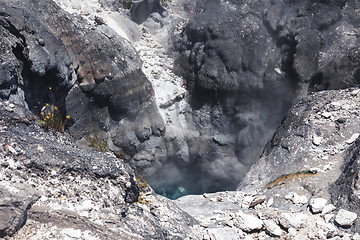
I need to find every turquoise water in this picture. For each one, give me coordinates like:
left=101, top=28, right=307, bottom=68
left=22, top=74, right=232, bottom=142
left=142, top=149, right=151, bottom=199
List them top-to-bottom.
left=155, top=185, right=189, bottom=200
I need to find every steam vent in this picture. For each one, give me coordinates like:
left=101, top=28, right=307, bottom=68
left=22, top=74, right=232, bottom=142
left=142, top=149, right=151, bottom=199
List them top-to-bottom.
left=1, top=0, right=360, bottom=239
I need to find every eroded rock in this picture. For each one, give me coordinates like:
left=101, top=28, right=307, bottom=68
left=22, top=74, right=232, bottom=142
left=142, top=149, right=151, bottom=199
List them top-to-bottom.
left=0, top=184, right=39, bottom=238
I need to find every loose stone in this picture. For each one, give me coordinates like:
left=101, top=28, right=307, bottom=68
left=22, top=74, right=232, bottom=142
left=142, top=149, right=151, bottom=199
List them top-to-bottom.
left=309, top=197, right=328, bottom=214
left=322, top=204, right=336, bottom=215
left=335, top=209, right=357, bottom=227
left=234, top=212, right=263, bottom=232
left=263, top=219, right=282, bottom=237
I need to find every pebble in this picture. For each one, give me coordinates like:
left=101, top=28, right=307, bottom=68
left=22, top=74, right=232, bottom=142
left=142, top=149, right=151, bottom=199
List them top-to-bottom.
left=351, top=89, right=360, bottom=96
left=321, top=112, right=332, bottom=119
left=345, top=133, right=360, bottom=144
left=312, top=136, right=323, bottom=146
left=4, top=144, right=17, bottom=155
left=285, top=192, right=308, bottom=204
left=266, top=197, right=274, bottom=207
left=309, top=197, right=328, bottom=214
left=81, top=200, right=95, bottom=211
left=322, top=204, right=336, bottom=215
left=335, top=209, right=357, bottom=227
left=234, top=212, right=263, bottom=232
left=278, top=213, right=305, bottom=230
left=324, top=214, right=335, bottom=223
left=263, top=219, right=282, bottom=237
left=207, top=227, right=239, bottom=240
left=288, top=227, right=297, bottom=236
left=62, top=228, right=82, bottom=238
left=353, top=233, right=360, bottom=240
left=343, top=234, right=352, bottom=240
left=244, top=236, right=255, bottom=240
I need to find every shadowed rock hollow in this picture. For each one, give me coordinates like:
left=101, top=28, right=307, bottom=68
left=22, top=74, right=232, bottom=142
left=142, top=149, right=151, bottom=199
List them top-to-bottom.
left=1, top=0, right=360, bottom=238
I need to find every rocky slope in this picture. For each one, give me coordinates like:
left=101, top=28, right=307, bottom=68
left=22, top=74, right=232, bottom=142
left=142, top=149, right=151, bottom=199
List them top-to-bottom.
left=1, top=0, right=360, bottom=239
left=175, top=88, right=360, bottom=240
left=0, top=101, right=197, bottom=239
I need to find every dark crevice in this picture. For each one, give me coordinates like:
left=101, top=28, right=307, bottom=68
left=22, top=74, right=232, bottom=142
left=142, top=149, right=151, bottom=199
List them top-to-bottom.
left=318, top=14, right=343, bottom=32
left=262, top=17, right=300, bottom=88
left=1, top=18, right=27, bottom=46
left=10, top=28, right=69, bottom=122
left=309, top=72, right=328, bottom=92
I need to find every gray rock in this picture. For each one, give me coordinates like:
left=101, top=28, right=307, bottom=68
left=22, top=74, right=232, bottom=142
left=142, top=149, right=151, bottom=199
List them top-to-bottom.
left=0, top=0, right=75, bottom=108
left=98, top=0, right=119, bottom=11
left=130, top=0, right=165, bottom=24
left=94, top=15, right=105, bottom=25
left=309, top=47, right=360, bottom=92
left=238, top=88, right=360, bottom=193
left=0, top=98, right=197, bottom=239
left=330, top=136, right=360, bottom=231
left=0, top=184, right=39, bottom=238
left=285, top=192, right=308, bottom=205
left=249, top=195, right=267, bottom=208
left=309, top=198, right=328, bottom=214
left=322, top=204, right=337, bottom=215
left=335, top=209, right=358, bottom=228
left=234, top=212, right=263, bottom=232
left=278, top=213, right=306, bottom=230
left=263, top=219, right=282, bottom=237
left=207, top=227, right=239, bottom=240
left=353, top=233, right=360, bottom=240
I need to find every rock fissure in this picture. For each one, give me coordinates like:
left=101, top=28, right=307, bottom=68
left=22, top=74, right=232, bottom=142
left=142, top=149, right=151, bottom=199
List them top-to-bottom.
left=1, top=0, right=360, bottom=239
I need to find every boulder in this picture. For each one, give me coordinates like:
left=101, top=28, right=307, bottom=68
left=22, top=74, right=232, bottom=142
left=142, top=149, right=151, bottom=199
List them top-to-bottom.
left=130, top=0, right=165, bottom=24
left=238, top=88, right=360, bottom=192
left=330, top=136, right=360, bottom=231
left=0, top=184, right=39, bottom=237
left=335, top=209, right=358, bottom=228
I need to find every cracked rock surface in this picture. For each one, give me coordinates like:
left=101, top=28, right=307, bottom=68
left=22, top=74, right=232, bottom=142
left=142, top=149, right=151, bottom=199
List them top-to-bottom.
left=0, top=102, right=197, bottom=239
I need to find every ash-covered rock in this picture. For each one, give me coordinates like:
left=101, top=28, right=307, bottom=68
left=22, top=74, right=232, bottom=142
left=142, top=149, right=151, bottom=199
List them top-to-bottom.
left=0, top=0, right=166, bottom=170
left=0, top=0, right=76, bottom=108
left=168, top=0, right=360, bottom=195
left=233, top=87, right=360, bottom=236
left=238, top=88, right=360, bottom=193
left=0, top=101, right=197, bottom=239
left=331, top=134, right=360, bottom=232
left=0, top=184, right=40, bottom=238
left=175, top=188, right=358, bottom=239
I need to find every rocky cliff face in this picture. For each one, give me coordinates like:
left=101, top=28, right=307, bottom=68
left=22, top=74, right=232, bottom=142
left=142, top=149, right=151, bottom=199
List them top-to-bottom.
left=0, top=0, right=165, bottom=169
left=1, top=0, right=360, bottom=239
left=170, top=0, right=360, bottom=195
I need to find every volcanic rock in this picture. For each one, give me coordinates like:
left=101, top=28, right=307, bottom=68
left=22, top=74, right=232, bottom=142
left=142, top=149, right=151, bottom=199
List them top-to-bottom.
left=0, top=100, right=197, bottom=239
left=335, top=209, right=358, bottom=228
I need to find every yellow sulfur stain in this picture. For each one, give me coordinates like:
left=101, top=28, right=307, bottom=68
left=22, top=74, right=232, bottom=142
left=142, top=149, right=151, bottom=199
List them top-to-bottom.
left=264, top=170, right=318, bottom=189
